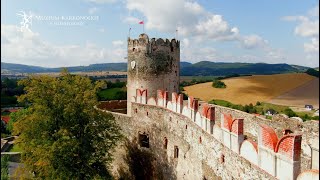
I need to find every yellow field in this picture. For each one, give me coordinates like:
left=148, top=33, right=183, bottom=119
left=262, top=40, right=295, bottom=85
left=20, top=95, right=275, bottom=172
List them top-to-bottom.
left=184, top=73, right=316, bottom=105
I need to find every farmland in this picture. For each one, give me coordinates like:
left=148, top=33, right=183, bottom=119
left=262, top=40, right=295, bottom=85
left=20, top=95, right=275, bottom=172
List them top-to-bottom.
left=184, top=73, right=317, bottom=107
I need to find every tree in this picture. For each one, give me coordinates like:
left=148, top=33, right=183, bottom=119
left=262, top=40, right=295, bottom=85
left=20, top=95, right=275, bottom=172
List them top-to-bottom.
left=13, top=70, right=122, bottom=179
left=212, top=80, right=226, bottom=88
left=284, top=108, right=297, bottom=117
left=7, top=109, right=29, bottom=134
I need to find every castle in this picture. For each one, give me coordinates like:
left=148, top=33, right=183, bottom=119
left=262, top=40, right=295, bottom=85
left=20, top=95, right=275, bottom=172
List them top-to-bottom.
left=97, top=34, right=319, bottom=180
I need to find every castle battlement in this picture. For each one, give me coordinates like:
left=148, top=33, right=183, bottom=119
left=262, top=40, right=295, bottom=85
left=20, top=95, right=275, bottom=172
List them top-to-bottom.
left=128, top=34, right=179, bottom=48
left=129, top=88, right=318, bottom=180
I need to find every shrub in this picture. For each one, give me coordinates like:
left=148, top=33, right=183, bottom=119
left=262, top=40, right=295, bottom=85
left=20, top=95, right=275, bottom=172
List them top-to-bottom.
left=212, top=80, right=226, bottom=88
left=284, top=108, right=297, bottom=117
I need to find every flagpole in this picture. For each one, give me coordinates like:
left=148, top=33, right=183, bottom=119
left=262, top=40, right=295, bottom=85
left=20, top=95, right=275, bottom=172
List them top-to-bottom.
left=129, top=28, right=131, bottom=39
left=176, top=29, right=178, bottom=40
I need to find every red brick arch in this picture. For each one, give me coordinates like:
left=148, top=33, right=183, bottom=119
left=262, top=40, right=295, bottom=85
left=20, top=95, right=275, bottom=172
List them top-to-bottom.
left=202, top=103, right=214, bottom=121
left=223, top=113, right=233, bottom=131
left=231, top=119, right=244, bottom=135
left=260, top=124, right=279, bottom=151
left=275, top=135, right=302, bottom=160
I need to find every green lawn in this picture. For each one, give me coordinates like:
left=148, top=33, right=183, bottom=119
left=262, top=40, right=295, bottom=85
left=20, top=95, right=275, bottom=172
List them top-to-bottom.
left=97, top=88, right=127, bottom=101
left=9, top=144, right=22, bottom=152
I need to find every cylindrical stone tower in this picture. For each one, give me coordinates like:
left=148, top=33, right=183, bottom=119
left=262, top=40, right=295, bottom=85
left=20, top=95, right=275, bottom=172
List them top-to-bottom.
left=127, top=33, right=180, bottom=115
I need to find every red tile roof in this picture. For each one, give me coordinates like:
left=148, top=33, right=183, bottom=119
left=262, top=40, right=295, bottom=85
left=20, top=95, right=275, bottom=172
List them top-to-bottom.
left=1, top=116, right=10, bottom=124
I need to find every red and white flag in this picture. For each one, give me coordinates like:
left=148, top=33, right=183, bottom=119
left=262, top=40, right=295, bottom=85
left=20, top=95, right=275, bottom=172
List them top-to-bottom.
left=139, top=21, right=144, bottom=24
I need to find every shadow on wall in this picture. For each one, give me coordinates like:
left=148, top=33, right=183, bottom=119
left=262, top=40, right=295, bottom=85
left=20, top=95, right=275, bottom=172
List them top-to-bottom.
left=117, top=138, right=176, bottom=180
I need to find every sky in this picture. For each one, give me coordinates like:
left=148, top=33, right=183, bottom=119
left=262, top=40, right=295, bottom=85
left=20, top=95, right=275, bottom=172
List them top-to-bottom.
left=1, top=0, right=319, bottom=68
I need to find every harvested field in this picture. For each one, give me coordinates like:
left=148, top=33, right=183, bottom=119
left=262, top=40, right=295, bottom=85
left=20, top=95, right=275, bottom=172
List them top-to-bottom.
left=184, top=73, right=317, bottom=105
left=269, top=78, right=319, bottom=109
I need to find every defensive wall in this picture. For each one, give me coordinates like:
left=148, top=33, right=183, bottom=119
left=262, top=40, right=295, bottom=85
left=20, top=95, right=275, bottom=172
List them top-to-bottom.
left=98, top=89, right=319, bottom=180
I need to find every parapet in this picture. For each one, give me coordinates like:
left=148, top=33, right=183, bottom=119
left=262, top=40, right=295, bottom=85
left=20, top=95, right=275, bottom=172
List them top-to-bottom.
left=128, top=33, right=180, bottom=48
left=130, top=88, right=306, bottom=180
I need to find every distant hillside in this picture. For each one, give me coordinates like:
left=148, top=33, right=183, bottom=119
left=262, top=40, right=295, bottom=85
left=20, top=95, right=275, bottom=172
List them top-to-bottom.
left=1, top=61, right=310, bottom=76
left=180, top=61, right=309, bottom=76
left=1, top=62, right=127, bottom=73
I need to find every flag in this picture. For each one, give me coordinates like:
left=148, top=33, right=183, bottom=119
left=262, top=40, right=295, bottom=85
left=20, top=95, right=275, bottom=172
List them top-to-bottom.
left=139, top=21, right=144, bottom=24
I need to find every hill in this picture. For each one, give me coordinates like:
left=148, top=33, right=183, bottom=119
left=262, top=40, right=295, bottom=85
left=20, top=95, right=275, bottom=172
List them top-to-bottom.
left=1, top=61, right=310, bottom=76
left=180, top=61, right=309, bottom=76
left=1, top=62, right=127, bottom=73
left=184, top=73, right=317, bottom=106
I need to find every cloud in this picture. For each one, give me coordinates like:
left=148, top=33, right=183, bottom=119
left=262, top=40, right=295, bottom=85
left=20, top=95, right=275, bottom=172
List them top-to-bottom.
left=86, top=0, right=118, bottom=4
left=124, top=0, right=265, bottom=46
left=282, top=4, right=319, bottom=57
left=88, top=7, right=99, bottom=14
left=123, top=16, right=141, bottom=24
left=294, top=19, right=319, bottom=37
left=1, top=24, right=126, bottom=67
left=240, top=35, right=268, bottom=49
left=304, top=38, right=319, bottom=53
left=112, top=40, right=124, bottom=46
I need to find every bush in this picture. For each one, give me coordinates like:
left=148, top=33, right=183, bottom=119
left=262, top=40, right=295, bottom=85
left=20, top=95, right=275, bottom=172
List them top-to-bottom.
left=305, top=68, right=319, bottom=77
left=212, top=80, right=226, bottom=88
left=256, top=101, right=261, bottom=106
left=284, top=108, right=297, bottom=117
left=1, top=155, right=9, bottom=180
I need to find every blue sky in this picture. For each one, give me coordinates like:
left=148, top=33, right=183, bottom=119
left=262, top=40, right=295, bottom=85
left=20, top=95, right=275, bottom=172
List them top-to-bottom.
left=1, top=0, right=319, bottom=67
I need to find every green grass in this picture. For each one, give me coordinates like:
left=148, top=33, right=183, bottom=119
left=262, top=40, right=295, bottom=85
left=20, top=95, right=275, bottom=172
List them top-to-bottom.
left=180, top=76, right=219, bottom=82
left=97, top=88, right=126, bottom=101
left=254, top=102, right=289, bottom=114
left=9, top=144, right=22, bottom=152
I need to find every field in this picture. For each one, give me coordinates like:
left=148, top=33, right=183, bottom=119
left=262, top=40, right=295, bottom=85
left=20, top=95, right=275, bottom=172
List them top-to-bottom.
left=184, top=73, right=317, bottom=106
left=269, top=78, right=319, bottom=108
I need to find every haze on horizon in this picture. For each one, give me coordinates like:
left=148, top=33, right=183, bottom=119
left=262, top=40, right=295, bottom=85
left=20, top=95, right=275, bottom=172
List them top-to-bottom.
left=1, top=0, right=319, bottom=68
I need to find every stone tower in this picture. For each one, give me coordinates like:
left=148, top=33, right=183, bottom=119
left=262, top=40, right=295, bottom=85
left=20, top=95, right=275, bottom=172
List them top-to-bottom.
left=127, top=34, right=180, bottom=115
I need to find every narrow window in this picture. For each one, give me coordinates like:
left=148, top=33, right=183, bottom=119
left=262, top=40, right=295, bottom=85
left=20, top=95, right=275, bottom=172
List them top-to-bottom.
left=171, top=46, right=174, bottom=52
left=133, top=48, right=135, bottom=51
left=135, top=108, right=138, bottom=113
left=146, top=111, right=149, bottom=116
left=169, top=117, right=172, bottom=121
left=185, top=125, right=187, bottom=129
left=138, top=132, right=149, bottom=148
left=199, top=136, right=202, bottom=144
left=163, top=137, right=168, bottom=149
left=174, top=146, right=179, bottom=158
left=220, top=154, right=225, bottom=163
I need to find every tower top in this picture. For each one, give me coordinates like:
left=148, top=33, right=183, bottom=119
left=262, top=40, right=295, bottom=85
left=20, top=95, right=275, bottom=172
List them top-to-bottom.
left=139, top=33, right=149, bottom=39
left=128, top=34, right=180, bottom=47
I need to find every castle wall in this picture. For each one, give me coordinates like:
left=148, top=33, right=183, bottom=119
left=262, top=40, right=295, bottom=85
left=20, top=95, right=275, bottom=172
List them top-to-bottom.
left=126, top=34, right=180, bottom=115
left=98, top=89, right=318, bottom=179
left=107, top=103, right=275, bottom=180
left=205, top=104, right=319, bottom=172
